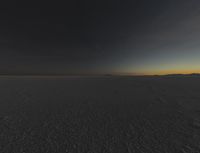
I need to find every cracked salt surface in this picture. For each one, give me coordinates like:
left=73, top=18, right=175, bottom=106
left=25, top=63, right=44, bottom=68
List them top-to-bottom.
left=0, top=76, right=199, bottom=152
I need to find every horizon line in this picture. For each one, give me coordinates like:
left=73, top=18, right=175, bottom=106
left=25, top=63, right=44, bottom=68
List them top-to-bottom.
left=0, top=73, right=199, bottom=77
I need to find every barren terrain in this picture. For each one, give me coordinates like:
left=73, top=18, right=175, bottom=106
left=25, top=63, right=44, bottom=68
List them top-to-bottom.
left=0, top=76, right=200, bottom=153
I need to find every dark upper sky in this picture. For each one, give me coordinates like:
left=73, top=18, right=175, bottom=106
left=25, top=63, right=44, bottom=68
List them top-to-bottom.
left=1, top=0, right=200, bottom=75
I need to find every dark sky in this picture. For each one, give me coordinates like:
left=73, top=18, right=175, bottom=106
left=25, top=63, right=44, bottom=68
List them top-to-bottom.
left=1, top=0, right=200, bottom=75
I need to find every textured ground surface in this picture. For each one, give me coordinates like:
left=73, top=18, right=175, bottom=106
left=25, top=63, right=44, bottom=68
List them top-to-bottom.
left=0, top=76, right=200, bottom=153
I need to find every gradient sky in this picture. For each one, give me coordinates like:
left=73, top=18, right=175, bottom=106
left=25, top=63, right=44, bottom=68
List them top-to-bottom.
left=1, top=0, right=200, bottom=75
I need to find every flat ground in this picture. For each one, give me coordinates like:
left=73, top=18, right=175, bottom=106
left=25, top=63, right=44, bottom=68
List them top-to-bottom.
left=0, top=76, right=200, bottom=153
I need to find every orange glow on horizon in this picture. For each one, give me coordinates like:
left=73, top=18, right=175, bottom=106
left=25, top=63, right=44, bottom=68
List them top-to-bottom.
left=116, top=69, right=200, bottom=76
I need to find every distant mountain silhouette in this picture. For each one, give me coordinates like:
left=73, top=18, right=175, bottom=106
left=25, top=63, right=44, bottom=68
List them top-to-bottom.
left=159, top=73, right=200, bottom=77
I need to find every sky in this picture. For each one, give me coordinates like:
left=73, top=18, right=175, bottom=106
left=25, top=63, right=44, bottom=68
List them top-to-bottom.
left=1, top=0, right=200, bottom=75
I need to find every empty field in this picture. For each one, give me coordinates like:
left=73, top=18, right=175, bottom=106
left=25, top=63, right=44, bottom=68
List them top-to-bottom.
left=0, top=76, right=200, bottom=153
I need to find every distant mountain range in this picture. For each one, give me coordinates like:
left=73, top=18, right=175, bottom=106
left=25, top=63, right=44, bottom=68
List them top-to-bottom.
left=0, top=73, right=200, bottom=77
left=153, top=73, right=200, bottom=77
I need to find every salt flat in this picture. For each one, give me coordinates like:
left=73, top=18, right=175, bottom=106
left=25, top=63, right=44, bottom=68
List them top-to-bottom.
left=0, top=76, right=200, bottom=153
